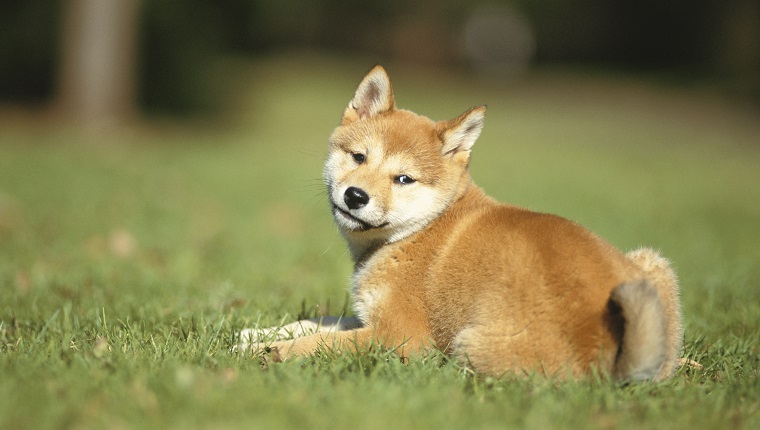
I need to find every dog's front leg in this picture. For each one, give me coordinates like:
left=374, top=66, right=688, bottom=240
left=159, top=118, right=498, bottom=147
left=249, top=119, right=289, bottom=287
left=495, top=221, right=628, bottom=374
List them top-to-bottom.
left=238, top=316, right=362, bottom=353
left=264, top=325, right=431, bottom=362
left=266, top=327, right=375, bottom=360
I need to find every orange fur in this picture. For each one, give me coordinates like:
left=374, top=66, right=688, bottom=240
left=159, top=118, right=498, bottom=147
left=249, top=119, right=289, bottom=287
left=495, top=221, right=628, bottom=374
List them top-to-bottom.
left=248, top=66, right=683, bottom=381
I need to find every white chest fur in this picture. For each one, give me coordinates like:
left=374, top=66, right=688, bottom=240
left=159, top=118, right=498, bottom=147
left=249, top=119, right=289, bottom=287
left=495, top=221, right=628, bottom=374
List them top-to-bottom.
left=350, top=252, right=389, bottom=326
left=351, top=269, right=383, bottom=326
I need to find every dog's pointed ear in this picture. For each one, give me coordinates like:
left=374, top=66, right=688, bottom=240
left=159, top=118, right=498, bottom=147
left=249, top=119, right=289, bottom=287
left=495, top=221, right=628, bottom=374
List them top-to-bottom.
left=341, top=65, right=395, bottom=124
left=438, top=106, right=487, bottom=156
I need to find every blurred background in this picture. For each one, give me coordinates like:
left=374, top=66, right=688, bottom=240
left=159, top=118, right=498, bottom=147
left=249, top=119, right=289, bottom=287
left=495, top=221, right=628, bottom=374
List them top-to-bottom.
left=1, top=0, right=758, bottom=125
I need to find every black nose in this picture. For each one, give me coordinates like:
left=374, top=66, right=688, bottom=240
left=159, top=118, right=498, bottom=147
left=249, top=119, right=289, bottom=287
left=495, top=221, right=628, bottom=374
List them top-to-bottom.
left=344, top=187, right=370, bottom=210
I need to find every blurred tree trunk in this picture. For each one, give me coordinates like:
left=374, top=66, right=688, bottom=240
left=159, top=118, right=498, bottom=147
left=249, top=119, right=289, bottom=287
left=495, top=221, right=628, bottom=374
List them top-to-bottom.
left=56, top=0, right=141, bottom=126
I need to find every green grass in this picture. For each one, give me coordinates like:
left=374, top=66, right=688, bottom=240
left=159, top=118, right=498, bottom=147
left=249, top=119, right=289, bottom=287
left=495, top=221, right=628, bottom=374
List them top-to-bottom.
left=1, top=53, right=759, bottom=429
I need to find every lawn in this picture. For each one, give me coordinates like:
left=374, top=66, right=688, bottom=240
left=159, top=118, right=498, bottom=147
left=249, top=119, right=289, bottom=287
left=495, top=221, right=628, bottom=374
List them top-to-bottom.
left=1, top=54, right=759, bottom=429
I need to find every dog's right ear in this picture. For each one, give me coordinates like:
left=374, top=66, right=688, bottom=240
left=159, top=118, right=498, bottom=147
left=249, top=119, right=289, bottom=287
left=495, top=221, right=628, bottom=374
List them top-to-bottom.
left=341, top=65, right=396, bottom=125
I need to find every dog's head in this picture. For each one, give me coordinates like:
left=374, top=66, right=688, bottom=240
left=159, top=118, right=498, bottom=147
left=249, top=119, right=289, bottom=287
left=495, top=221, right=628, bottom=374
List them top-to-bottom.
left=324, top=65, right=486, bottom=258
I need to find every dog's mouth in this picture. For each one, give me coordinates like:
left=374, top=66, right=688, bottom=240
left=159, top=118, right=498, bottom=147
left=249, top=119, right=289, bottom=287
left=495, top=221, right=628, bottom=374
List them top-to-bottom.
left=332, top=205, right=389, bottom=232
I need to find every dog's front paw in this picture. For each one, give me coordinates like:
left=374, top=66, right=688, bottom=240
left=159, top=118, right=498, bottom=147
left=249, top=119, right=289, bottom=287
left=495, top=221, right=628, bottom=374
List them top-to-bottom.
left=236, top=327, right=267, bottom=353
left=236, top=328, right=288, bottom=362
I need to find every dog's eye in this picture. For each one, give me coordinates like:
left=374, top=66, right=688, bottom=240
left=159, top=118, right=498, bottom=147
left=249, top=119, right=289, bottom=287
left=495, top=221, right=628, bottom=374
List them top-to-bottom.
left=352, top=153, right=366, bottom=164
left=395, top=175, right=416, bottom=185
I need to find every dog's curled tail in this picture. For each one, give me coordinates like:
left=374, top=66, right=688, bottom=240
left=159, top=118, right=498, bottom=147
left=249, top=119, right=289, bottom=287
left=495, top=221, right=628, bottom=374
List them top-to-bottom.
left=609, top=281, right=668, bottom=381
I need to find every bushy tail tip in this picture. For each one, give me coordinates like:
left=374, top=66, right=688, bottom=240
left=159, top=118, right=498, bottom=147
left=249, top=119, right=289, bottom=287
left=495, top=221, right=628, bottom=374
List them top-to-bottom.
left=609, top=281, right=668, bottom=381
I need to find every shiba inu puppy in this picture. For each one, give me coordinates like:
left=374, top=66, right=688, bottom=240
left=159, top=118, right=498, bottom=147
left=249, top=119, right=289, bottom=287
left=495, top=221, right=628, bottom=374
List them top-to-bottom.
left=241, top=66, right=683, bottom=381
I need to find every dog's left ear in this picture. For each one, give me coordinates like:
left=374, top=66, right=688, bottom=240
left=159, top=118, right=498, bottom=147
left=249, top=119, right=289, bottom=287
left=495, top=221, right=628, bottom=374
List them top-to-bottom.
left=341, top=65, right=396, bottom=124
left=438, top=106, right=487, bottom=156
